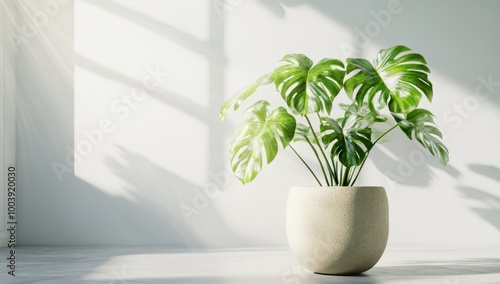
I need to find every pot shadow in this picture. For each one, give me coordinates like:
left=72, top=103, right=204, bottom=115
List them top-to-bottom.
left=299, top=258, right=500, bottom=284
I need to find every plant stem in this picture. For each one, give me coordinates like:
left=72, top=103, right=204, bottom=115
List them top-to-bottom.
left=318, top=113, right=338, bottom=185
left=305, top=115, right=334, bottom=186
left=349, top=123, right=400, bottom=186
left=372, top=123, right=399, bottom=146
left=304, top=138, right=330, bottom=186
left=289, top=144, right=323, bottom=186
left=330, top=156, right=339, bottom=185
left=335, top=159, right=341, bottom=186
left=338, top=163, right=344, bottom=186
left=343, top=166, right=351, bottom=186
left=346, top=166, right=356, bottom=185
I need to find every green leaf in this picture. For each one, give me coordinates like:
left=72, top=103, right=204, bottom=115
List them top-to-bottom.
left=345, top=45, right=433, bottom=114
left=273, top=54, right=345, bottom=115
left=219, top=74, right=272, bottom=120
left=230, top=100, right=296, bottom=184
left=339, top=102, right=388, bottom=129
left=340, top=102, right=394, bottom=143
left=394, top=109, right=449, bottom=166
left=320, top=116, right=372, bottom=167
left=293, top=123, right=319, bottom=144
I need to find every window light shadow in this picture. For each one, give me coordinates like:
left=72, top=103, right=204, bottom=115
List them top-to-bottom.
left=469, top=164, right=500, bottom=183
left=458, top=185, right=500, bottom=231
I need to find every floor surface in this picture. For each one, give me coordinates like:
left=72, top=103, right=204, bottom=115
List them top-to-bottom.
left=0, top=246, right=499, bottom=283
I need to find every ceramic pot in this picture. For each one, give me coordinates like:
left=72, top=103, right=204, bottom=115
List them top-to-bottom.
left=286, top=186, right=389, bottom=275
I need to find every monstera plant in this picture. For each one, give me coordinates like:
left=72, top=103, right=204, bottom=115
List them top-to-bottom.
left=220, top=45, right=448, bottom=186
left=220, top=45, right=449, bottom=275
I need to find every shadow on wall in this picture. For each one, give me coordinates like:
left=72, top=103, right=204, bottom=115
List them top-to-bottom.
left=17, top=0, right=236, bottom=248
left=17, top=0, right=500, bottom=249
left=82, top=0, right=227, bottom=172
left=254, top=0, right=498, bottom=190
left=257, top=0, right=500, bottom=106
left=362, top=131, right=459, bottom=188
left=104, top=145, right=245, bottom=247
left=456, top=164, right=500, bottom=231
left=469, top=164, right=500, bottom=183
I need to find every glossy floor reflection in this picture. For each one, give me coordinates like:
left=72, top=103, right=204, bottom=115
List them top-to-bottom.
left=1, top=246, right=499, bottom=283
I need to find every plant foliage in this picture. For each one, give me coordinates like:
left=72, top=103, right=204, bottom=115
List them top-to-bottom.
left=221, top=45, right=448, bottom=185
left=344, top=45, right=432, bottom=114
left=229, top=100, right=296, bottom=184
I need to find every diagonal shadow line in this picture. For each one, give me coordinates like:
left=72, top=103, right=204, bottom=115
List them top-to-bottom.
left=15, top=0, right=237, bottom=252
left=76, top=0, right=229, bottom=175
left=83, top=0, right=224, bottom=58
left=207, top=0, right=227, bottom=176
left=256, top=0, right=500, bottom=109
left=75, top=53, right=213, bottom=123
left=365, top=130, right=460, bottom=188
left=103, top=145, right=246, bottom=248
left=469, top=164, right=500, bottom=183
left=457, top=186, right=500, bottom=231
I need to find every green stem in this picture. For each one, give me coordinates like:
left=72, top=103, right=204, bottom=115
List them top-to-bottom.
left=318, top=113, right=338, bottom=185
left=305, top=115, right=334, bottom=186
left=350, top=123, right=400, bottom=186
left=372, top=123, right=399, bottom=146
left=305, top=138, right=330, bottom=186
left=289, top=144, right=323, bottom=186
left=330, top=156, right=339, bottom=185
left=335, top=159, right=341, bottom=186
left=338, top=163, right=344, bottom=186
left=343, top=166, right=350, bottom=186
left=346, top=166, right=356, bottom=185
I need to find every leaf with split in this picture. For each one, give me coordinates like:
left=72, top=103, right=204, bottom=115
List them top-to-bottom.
left=345, top=45, right=433, bottom=114
left=273, top=54, right=345, bottom=115
left=220, top=74, right=273, bottom=120
left=230, top=100, right=296, bottom=184
left=339, top=102, right=388, bottom=130
left=341, top=103, right=395, bottom=143
left=394, top=109, right=449, bottom=166
left=320, top=116, right=372, bottom=167
left=293, top=123, right=319, bottom=145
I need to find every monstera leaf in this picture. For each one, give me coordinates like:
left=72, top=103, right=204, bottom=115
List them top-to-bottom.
left=344, top=45, right=432, bottom=114
left=273, top=54, right=345, bottom=115
left=219, top=74, right=272, bottom=120
left=230, top=100, right=296, bottom=184
left=339, top=103, right=388, bottom=129
left=339, top=103, right=392, bottom=143
left=394, top=109, right=449, bottom=166
left=320, top=117, right=372, bottom=167
left=293, top=123, right=319, bottom=144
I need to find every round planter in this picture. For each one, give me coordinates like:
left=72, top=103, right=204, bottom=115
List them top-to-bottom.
left=286, top=186, right=389, bottom=275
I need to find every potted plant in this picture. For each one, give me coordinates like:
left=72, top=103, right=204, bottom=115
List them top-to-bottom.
left=220, top=45, right=448, bottom=275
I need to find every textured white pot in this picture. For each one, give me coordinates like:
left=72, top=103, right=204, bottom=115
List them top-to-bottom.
left=286, top=186, right=389, bottom=275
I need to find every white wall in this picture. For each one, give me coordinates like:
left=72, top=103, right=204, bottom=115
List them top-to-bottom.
left=0, top=0, right=16, bottom=247
left=0, top=0, right=5, bottom=246
left=16, top=0, right=500, bottom=248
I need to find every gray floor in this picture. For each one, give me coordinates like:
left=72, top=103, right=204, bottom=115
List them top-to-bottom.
left=1, top=246, right=499, bottom=283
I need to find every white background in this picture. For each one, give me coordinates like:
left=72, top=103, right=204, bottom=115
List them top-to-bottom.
left=14, top=0, right=500, bottom=248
